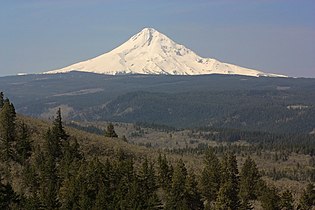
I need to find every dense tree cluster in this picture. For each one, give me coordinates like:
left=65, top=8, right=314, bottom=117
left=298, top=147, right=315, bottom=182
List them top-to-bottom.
left=89, top=89, right=315, bottom=133
left=0, top=92, right=32, bottom=165
left=104, top=123, right=118, bottom=138
left=189, top=127, right=315, bottom=156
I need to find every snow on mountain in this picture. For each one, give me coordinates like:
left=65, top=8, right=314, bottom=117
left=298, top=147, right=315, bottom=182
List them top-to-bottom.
left=45, top=28, right=286, bottom=77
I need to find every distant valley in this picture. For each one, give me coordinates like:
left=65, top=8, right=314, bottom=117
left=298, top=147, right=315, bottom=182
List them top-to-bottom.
left=1, top=72, right=314, bottom=134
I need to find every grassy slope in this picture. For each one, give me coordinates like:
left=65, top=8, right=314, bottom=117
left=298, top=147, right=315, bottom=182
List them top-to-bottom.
left=18, top=115, right=312, bottom=199
left=20, top=115, right=202, bottom=170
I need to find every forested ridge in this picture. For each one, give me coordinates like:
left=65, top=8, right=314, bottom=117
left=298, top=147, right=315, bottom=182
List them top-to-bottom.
left=1, top=73, right=315, bottom=133
left=1, top=92, right=315, bottom=209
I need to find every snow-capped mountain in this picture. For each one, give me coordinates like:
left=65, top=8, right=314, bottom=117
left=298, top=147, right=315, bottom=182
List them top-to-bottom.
left=46, top=28, right=286, bottom=77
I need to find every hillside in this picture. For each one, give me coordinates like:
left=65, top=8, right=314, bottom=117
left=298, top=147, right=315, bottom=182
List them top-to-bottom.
left=0, top=93, right=314, bottom=208
left=0, top=113, right=313, bottom=208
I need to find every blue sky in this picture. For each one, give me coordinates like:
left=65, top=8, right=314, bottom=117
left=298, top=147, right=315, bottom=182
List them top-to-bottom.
left=0, top=0, right=314, bottom=77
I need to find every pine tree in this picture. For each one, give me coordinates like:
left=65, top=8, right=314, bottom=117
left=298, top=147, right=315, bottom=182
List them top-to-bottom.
left=0, top=92, right=4, bottom=109
left=0, top=99, right=16, bottom=161
left=35, top=108, right=72, bottom=209
left=52, top=108, right=69, bottom=141
left=45, top=109, right=69, bottom=161
left=16, top=122, right=32, bottom=164
left=104, top=123, right=118, bottom=138
left=45, top=128, right=62, bottom=161
left=59, top=138, right=83, bottom=180
left=200, top=147, right=221, bottom=208
left=35, top=150, right=60, bottom=209
left=112, top=152, right=135, bottom=208
left=215, top=153, right=240, bottom=210
left=157, top=154, right=173, bottom=193
left=239, top=156, right=261, bottom=209
left=59, top=158, right=88, bottom=210
left=138, top=158, right=160, bottom=209
left=74, top=159, right=105, bottom=209
left=166, top=159, right=189, bottom=210
left=22, top=162, right=40, bottom=207
left=186, top=170, right=203, bottom=210
left=59, top=175, right=79, bottom=210
left=0, top=176, right=19, bottom=209
left=124, top=178, right=143, bottom=209
left=93, top=180, right=109, bottom=210
left=215, top=181, right=235, bottom=210
left=298, top=183, right=315, bottom=210
left=260, top=185, right=280, bottom=210
left=280, top=190, right=294, bottom=210
left=23, top=193, right=41, bottom=210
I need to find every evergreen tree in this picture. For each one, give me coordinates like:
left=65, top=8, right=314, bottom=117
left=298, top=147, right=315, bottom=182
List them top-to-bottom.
left=0, top=92, right=4, bottom=108
left=0, top=99, right=16, bottom=161
left=36, top=108, right=72, bottom=209
left=52, top=108, right=69, bottom=141
left=45, top=109, right=69, bottom=161
left=16, top=122, right=32, bottom=164
left=104, top=123, right=118, bottom=138
left=45, top=128, right=62, bottom=161
left=121, top=135, right=128, bottom=142
left=59, top=138, right=83, bottom=180
left=200, top=147, right=221, bottom=208
left=36, top=150, right=60, bottom=209
left=111, top=150, right=135, bottom=209
left=215, top=153, right=240, bottom=210
left=157, top=154, right=173, bottom=192
left=239, top=156, right=261, bottom=209
left=75, top=158, right=105, bottom=209
left=138, top=158, right=160, bottom=209
left=59, top=159, right=88, bottom=210
left=93, top=159, right=113, bottom=210
left=166, top=159, right=189, bottom=210
left=22, top=162, right=40, bottom=209
left=186, top=170, right=203, bottom=210
left=59, top=175, right=79, bottom=210
left=0, top=177, right=19, bottom=209
left=123, top=178, right=143, bottom=209
left=93, top=180, right=109, bottom=210
left=215, top=181, right=235, bottom=210
left=298, top=183, right=315, bottom=210
left=260, top=185, right=280, bottom=210
left=280, top=190, right=294, bottom=210
left=23, top=194, right=41, bottom=210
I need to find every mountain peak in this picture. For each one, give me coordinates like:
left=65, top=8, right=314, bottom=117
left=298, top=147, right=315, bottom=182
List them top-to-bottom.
left=126, top=27, right=173, bottom=50
left=129, top=27, right=161, bottom=47
left=135, top=27, right=159, bottom=39
left=140, top=27, right=158, bottom=33
left=45, top=28, right=286, bottom=77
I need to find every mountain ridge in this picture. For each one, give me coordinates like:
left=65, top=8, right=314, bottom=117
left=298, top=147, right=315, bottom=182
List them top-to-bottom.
left=45, top=28, right=286, bottom=77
